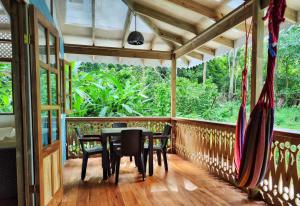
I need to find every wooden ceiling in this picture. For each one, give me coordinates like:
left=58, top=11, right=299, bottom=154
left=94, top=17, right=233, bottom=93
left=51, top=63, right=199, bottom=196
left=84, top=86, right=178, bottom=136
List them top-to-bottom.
left=59, top=0, right=299, bottom=63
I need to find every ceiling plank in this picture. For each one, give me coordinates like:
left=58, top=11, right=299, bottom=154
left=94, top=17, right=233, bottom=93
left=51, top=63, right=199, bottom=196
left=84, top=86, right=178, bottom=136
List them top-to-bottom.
left=166, top=0, right=218, bottom=20
left=175, top=1, right=253, bottom=58
left=132, top=2, right=197, bottom=34
left=285, top=7, right=298, bottom=23
left=122, top=9, right=133, bottom=48
left=138, top=15, right=199, bottom=62
left=139, top=15, right=175, bottom=50
left=158, top=29, right=183, bottom=45
left=214, top=36, right=234, bottom=48
left=64, top=44, right=172, bottom=60
left=197, top=46, right=215, bottom=56
left=188, top=51, right=203, bottom=60
left=181, top=56, right=190, bottom=65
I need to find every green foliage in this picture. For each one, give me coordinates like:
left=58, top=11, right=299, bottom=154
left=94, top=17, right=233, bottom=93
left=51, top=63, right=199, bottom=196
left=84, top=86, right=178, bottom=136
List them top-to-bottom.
left=0, top=63, right=13, bottom=113
left=71, top=63, right=170, bottom=117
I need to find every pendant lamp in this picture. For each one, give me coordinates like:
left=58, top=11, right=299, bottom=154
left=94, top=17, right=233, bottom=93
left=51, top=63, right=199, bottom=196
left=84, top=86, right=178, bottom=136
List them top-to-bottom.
left=127, top=14, right=144, bottom=45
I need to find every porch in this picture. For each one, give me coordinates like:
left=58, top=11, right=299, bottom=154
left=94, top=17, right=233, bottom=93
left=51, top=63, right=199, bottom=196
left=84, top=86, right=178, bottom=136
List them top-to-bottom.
left=0, top=0, right=299, bottom=205
left=65, top=117, right=300, bottom=205
left=62, top=155, right=264, bottom=206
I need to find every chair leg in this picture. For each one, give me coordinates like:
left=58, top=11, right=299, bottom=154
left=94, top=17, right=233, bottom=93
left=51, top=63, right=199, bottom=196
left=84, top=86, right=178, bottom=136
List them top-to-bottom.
left=144, top=149, right=148, bottom=172
left=162, top=149, right=168, bottom=172
left=106, top=151, right=111, bottom=177
left=157, top=151, right=162, bottom=166
left=111, top=152, right=116, bottom=174
left=81, top=154, right=88, bottom=180
left=140, top=154, right=145, bottom=181
left=134, top=155, right=138, bottom=167
left=115, top=156, right=121, bottom=185
left=130, top=156, right=133, bottom=162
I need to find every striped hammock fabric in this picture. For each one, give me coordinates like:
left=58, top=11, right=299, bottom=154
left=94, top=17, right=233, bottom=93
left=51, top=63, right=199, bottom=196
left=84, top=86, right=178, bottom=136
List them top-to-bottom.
left=234, top=0, right=286, bottom=188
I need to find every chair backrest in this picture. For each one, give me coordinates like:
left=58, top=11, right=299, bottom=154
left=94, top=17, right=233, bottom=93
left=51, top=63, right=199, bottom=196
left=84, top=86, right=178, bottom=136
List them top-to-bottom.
left=112, top=122, right=127, bottom=128
left=161, top=124, right=172, bottom=148
left=75, top=128, right=85, bottom=153
left=120, top=130, right=143, bottom=156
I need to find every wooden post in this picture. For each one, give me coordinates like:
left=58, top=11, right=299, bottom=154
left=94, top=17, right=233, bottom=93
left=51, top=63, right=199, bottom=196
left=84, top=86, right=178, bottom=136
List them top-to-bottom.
left=249, top=0, right=264, bottom=199
left=250, top=0, right=264, bottom=110
left=171, top=55, right=176, bottom=117
left=203, top=62, right=207, bottom=83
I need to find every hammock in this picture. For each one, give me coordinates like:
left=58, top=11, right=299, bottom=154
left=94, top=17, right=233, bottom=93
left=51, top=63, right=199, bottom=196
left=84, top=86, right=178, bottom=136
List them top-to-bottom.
left=234, top=0, right=286, bottom=188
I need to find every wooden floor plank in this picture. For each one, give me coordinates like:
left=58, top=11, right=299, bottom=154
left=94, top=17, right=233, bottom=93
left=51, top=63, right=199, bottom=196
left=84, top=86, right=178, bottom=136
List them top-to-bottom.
left=61, top=155, right=265, bottom=206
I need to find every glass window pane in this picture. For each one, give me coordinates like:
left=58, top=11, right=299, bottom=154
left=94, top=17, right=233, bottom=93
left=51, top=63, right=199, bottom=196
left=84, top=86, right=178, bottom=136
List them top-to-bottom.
left=38, top=24, right=47, bottom=63
left=49, top=33, right=57, bottom=68
left=0, top=62, right=13, bottom=113
left=64, top=64, right=69, bottom=81
left=40, top=68, right=48, bottom=105
left=50, top=73, right=57, bottom=105
left=66, top=94, right=70, bottom=110
left=51, top=110, right=59, bottom=142
left=41, top=111, right=49, bottom=147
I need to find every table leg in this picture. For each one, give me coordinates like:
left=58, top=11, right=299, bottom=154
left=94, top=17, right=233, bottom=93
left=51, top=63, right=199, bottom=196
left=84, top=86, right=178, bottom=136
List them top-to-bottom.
left=148, top=134, right=153, bottom=176
left=102, top=136, right=108, bottom=180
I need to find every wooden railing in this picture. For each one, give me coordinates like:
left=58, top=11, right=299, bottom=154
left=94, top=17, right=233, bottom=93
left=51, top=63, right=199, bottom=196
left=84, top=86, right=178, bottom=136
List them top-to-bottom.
left=65, top=116, right=300, bottom=205
left=65, top=117, right=171, bottom=159
left=173, top=118, right=300, bottom=206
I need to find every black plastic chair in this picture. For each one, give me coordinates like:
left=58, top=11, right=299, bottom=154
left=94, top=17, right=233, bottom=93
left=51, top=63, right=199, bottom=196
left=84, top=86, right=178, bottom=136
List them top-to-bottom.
left=144, top=124, right=172, bottom=172
left=75, top=128, right=109, bottom=180
left=112, top=130, right=145, bottom=184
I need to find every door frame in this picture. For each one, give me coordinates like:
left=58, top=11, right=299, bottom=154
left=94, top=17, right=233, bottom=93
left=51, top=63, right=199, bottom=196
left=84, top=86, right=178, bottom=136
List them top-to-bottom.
left=29, top=5, right=63, bottom=206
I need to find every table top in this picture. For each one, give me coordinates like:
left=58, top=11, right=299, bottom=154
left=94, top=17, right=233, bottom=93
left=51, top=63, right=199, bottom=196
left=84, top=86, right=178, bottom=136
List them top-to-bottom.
left=101, top=127, right=152, bottom=136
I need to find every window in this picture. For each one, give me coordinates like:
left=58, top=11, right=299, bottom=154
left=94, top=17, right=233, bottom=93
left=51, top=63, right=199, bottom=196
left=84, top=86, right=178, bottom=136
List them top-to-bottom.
left=61, top=60, right=72, bottom=114
left=0, top=62, right=13, bottom=113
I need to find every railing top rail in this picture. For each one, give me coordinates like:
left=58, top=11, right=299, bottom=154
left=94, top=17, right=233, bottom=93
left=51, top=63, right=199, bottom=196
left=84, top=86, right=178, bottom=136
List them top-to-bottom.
left=66, top=116, right=171, bottom=122
left=66, top=116, right=300, bottom=137
left=172, top=117, right=236, bottom=129
left=172, top=117, right=300, bottom=137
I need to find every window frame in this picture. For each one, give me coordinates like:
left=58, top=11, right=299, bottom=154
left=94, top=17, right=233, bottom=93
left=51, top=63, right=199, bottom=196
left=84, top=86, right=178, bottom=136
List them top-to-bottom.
left=60, top=59, right=72, bottom=114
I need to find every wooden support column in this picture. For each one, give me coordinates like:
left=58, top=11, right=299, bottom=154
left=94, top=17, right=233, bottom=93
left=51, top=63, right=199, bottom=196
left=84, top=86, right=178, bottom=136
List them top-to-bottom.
left=251, top=0, right=264, bottom=110
left=171, top=55, right=176, bottom=117
left=203, top=62, right=207, bottom=83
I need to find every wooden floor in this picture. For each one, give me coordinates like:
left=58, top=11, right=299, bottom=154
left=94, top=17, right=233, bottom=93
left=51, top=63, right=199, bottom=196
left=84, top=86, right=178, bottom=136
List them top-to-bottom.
left=61, top=154, right=266, bottom=206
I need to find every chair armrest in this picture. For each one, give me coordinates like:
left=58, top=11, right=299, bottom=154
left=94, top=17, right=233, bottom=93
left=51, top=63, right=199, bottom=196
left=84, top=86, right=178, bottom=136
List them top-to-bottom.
left=83, top=134, right=102, bottom=138
left=153, top=135, right=169, bottom=140
left=79, top=137, right=101, bottom=142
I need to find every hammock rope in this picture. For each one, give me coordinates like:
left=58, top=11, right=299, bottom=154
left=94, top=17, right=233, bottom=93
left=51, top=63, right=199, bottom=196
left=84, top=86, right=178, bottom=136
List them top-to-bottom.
left=234, top=0, right=286, bottom=188
left=234, top=14, right=252, bottom=174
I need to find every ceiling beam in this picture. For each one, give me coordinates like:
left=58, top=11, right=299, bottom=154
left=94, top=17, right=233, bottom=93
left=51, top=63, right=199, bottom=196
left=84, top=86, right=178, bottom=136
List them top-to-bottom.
left=91, top=0, right=96, bottom=46
left=165, top=0, right=218, bottom=20
left=175, top=1, right=253, bottom=58
left=132, top=2, right=197, bottom=34
left=285, top=7, right=298, bottom=23
left=121, top=9, right=133, bottom=48
left=137, top=15, right=201, bottom=62
left=139, top=15, right=175, bottom=50
left=158, top=29, right=184, bottom=45
left=150, top=36, right=156, bottom=50
left=214, top=36, right=234, bottom=48
left=64, top=44, right=172, bottom=60
left=197, top=46, right=215, bottom=56
left=188, top=51, right=203, bottom=60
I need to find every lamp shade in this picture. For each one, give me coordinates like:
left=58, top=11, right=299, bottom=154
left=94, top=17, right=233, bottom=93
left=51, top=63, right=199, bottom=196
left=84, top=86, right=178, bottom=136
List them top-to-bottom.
left=127, top=31, right=144, bottom=45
